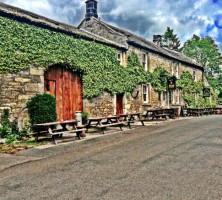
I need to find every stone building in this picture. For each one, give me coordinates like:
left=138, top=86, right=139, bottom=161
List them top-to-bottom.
left=79, top=0, right=205, bottom=115
left=0, top=1, right=208, bottom=127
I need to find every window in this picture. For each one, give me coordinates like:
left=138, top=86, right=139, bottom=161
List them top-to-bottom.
left=117, top=52, right=122, bottom=65
left=142, top=53, right=147, bottom=71
left=171, top=62, right=174, bottom=76
left=175, top=63, right=179, bottom=78
left=193, top=69, right=197, bottom=81
left=142, top=84, right=149, bottom=103
left=176, top=88, right=180, bottom=104
left=171, top=90, right=175, bottom=104
left=162, top=91, right=167, bottom=107
left=158, top=92, right=161, bottom=101
left=195, top=93, right=199, bottom=103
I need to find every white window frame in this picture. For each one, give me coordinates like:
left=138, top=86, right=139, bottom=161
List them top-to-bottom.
left=117, top=51, right=122, bottom=65
left=142, top=53, right=147, bottom=71
left=171, top=62, right=174, bottom=76
left=175, top=63, right=179, bottom=79
left=193, top=69, right=197, bottom=81
left=142, top=84, right=149, bottom=103
left=176, top=88, right=180, bottom=104
left=171, top=90, right=175, bottom=104
left=162, top=91, right=167, bottom=107
left=195, top=92, right=199, bottom=103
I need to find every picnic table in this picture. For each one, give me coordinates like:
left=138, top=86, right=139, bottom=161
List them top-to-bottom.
left=187, top=108, right=203, bottom=116
left=144, top=109, right=169, bottom=120
left=118, top=113, right=145, bottom=128
left=86, top=116, right=124, bottom=134
left=33, top=120, right=85, bottom=144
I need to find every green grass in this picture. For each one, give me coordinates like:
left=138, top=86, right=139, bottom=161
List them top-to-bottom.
left=0, top=138, right=48, bottom=155
left=14, top=138, right=48, bottom=147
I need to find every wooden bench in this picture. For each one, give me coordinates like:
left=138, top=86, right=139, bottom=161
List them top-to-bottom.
left=187, top=108, right=202, bottom=116
left=152, top=110, right=169, bottom=120
left=118, top=113, right=145, bottom=129
left=86, top=116, right=124, bottom=134
left=33, top=120, right=86, bottom=144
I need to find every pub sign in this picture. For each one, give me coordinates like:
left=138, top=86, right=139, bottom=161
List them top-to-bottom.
left=167, top=76, right=177, bottom=90
left=203, top=88, right=211, bottom=98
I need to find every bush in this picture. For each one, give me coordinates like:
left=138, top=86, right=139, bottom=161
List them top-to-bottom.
left=27, top=93, right=57, bottom=125
left=0, top=109, right=28, bottom=143
left=0, top=109, right=11, bottom=138
left=82, top=111, right=89, bottom=119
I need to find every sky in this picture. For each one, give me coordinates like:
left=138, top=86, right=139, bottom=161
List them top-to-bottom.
left=1, top=0, right=222, bottom=52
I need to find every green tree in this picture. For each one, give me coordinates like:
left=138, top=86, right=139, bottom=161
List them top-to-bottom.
left=162, top=27, right=181, bottom=50
left=181, top=35, right=222, bottom=76
left=207, top=75, right=222, bottom=100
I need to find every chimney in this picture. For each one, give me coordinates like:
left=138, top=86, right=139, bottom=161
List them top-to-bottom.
left=85, top=0, right=98, bottom=21
left=153, top=35, right=162, bottom=47
left=173, top=40, right=178, bottom=50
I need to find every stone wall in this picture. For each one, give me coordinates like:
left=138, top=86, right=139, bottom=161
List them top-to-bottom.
left=125, top=45, right=204, bottom=110
left=0, top=66, right=44, bottom=128
left=83, top=92, right=115, bottom=117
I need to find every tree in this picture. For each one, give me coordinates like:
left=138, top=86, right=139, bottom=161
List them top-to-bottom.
left=162, top=27, right=181, bottom=50
left=181, top=35, right=222, bottom=76
left=207, top=75, right=222, bottom=100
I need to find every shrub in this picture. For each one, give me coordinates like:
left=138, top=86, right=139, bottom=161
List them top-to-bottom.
left=27, top=93, right=57, bottom=125
left=0, top=109, right=28, bottom=143
left=0, top=109, right=11, bottom=138
left=82, top=111, right=89, bottom=119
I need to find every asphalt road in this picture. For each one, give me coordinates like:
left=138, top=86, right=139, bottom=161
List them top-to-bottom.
left=1, top=115, right=222, bottom=200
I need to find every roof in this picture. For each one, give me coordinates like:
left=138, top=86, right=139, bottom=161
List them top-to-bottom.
left=0, top=2, right=126, bottom=49
left=79, top=17, right=204, bottom=70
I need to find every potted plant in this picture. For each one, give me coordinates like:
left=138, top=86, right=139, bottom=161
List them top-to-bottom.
left=82, top=111, right=89, bottom=125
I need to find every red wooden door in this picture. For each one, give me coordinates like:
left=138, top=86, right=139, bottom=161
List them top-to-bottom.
left=44, top=66, right=83, bottom=121
left=116, top=93, right=124, bottom=115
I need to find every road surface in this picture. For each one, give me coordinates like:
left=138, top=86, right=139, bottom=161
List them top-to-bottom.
left=0, top=115, right=222, bottom=199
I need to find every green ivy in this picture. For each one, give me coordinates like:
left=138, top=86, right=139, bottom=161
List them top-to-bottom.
left=0, top=16, right=152, bottom=98
left=0, top=16, right=217, bottom=108
left=151, top=67, right=170, bottom=91
left=177, top=71, right=217, bottom=107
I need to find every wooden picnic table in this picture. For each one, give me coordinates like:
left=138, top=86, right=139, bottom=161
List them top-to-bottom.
left=144, top=108, right=177, bottom=120
left=187, top=108, right=203, bottom=116
left=118, top=113, right=145, bottom=127
left=86, top=116, right=124, bottom=134
left=33, top=120, right=85, bottom=144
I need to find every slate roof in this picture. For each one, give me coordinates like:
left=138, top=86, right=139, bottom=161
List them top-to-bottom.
left=0, top=2, right=126, bottom=49
left=79, top=17, right=204, bottom=70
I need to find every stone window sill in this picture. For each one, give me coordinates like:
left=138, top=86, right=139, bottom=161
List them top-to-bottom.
left=142, top=103, right=152, bottom=106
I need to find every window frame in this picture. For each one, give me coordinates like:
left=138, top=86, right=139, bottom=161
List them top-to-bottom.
left=117, top=51, right=123, bottom=65
left=142, top=53, right=148, bottom=71
left=171, top=62, right=174, bottom=76
left=175, top=63, right=179, bottom=79
left=193, top=69, right=197, bottom=81
left=142, top=84, right=149, bottom=103
left=176, top=88, right=180, bottom=104
left=171, top=90, right=175, bottom=104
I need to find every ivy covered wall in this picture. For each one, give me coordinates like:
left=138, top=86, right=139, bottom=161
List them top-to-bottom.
left=0, top=15, right=217, bottom=109
left=0, top=16, right=150, bottom=98
left=178, top=71, right=217, bottom=107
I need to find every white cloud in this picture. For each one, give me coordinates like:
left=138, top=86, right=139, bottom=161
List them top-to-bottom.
left=1, top=0, right=222, bottom=51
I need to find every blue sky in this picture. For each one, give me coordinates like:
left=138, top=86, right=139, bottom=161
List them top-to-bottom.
left=1, top=0, right=222, bottom=52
